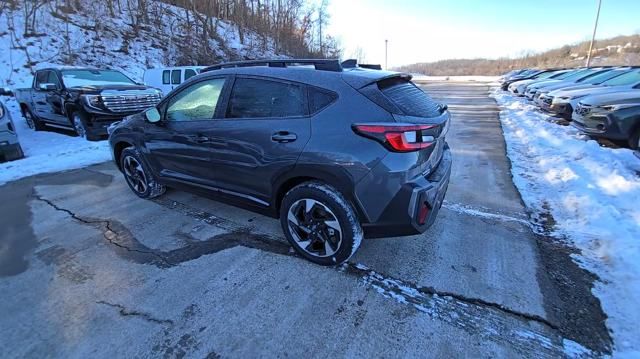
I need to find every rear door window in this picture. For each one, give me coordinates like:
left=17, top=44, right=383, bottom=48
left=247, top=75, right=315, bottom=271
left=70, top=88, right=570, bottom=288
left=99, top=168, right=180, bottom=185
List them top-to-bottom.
left=162, top=70, right=170, bottom=84
left=171, top=70, right=181, bottom=85
left=226, top=78, right=306, bottom=118
left=379, top=78, right=441, bottom=117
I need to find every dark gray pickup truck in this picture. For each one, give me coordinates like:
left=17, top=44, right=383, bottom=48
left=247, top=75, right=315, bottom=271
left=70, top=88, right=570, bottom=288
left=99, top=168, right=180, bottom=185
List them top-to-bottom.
left=15, top=67, right=161, bottom=140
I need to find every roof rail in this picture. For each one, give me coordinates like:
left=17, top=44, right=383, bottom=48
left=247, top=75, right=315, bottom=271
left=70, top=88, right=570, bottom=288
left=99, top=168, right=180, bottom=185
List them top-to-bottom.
left=202, top=59, right=343, bottom=73
left=341, top=59, right=382, bottom=71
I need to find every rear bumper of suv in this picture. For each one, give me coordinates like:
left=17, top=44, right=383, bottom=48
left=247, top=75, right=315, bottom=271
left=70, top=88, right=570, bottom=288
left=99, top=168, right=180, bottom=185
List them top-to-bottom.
left=359, top=144, right=452, bottom=238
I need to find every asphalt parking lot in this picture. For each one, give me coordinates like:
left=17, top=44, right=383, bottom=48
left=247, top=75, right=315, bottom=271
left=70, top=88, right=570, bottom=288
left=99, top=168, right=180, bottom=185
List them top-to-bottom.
left=0, top=81, right=611, bottom=358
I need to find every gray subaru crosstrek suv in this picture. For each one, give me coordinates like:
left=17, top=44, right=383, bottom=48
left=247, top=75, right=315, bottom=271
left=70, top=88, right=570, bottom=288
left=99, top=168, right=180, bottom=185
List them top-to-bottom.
left=108, top=59, right=452, bottom=265
left=0, top=88, right=24, bottom=163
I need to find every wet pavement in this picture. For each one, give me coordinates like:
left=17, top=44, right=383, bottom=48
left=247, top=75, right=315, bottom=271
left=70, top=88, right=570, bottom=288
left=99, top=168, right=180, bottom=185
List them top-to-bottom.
left=0, top=81, right=611, bottom=358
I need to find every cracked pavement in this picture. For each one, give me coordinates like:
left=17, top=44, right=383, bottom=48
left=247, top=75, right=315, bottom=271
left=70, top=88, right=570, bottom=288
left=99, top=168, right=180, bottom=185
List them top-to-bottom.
left=0, top=81, right=610, bottom=358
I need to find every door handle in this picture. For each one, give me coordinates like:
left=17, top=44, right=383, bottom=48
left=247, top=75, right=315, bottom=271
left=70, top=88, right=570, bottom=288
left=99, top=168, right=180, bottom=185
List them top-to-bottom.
left=271, top=132, right=297, bottom=143
left=194, top=135, right=210, bottom=143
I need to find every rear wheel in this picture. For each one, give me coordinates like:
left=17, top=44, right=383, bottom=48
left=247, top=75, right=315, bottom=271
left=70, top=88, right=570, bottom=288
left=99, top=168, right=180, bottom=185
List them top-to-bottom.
left=23, top=109, right=45, bottom=131
left=119, top=147, right=166, bottom=199
left=280, top=182, right=363, bottom=265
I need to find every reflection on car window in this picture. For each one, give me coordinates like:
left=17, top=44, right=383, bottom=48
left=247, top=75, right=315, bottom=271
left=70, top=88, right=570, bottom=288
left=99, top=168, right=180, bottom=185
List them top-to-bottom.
left=185, top=69, right=197, bottom=80
left=162, top=70, right=170, bottom=85
left=171, top=70, right=181, bottom=85
left=602, top=70, right=640, bottom=86
left=166, top=78, right=225, bottom=122
left=227, top=78, right=305, bottom=118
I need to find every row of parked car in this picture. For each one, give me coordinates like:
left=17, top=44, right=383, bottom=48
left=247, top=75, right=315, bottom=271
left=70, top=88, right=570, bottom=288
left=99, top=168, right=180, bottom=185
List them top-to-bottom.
left=500, top=66, right=640, bottom=151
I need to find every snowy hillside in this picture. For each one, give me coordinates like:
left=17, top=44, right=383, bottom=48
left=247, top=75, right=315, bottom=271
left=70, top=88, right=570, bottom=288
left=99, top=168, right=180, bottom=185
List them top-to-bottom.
left=0, top=0, right=283, bottom=87
left=0, top=0, right=288, bottom=183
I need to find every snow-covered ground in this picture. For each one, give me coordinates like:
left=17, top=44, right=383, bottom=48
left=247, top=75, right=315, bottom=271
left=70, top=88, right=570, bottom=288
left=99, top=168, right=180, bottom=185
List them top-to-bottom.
left=492, top=91, right=640, bottom=357
left=0, top=97, right=111, bottom=185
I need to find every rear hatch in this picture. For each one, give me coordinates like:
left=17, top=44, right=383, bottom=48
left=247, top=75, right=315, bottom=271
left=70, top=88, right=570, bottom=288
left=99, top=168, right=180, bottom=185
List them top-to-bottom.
left=349, top=74, right=450, bottom=175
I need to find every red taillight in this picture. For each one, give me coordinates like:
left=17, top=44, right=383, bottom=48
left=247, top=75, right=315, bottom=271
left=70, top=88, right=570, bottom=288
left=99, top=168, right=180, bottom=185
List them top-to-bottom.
left=353, top=123, right=436, bottom=152
left=418, top=202, right=431, bottom=225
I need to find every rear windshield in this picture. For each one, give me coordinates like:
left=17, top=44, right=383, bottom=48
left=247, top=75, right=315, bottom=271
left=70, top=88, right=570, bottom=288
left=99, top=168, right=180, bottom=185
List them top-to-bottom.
left=62, top=70, right=135, bottom=87
left=379, top=78, right=441, bottom=117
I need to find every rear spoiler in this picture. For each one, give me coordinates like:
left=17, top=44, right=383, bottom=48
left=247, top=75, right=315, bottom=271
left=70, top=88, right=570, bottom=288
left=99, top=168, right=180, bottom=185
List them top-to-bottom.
left=341, top=59, right=383, bottom=70
left=342, top=72, right=413, bottom=90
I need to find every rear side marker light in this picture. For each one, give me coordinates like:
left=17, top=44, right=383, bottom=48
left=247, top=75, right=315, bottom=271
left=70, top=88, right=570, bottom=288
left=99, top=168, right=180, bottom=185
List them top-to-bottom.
left=352, top=123, right=436, bottom=152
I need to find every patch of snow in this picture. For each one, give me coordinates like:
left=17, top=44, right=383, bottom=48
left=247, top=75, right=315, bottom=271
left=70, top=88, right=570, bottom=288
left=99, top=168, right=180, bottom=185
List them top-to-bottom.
left=492, top=90, right=640, bottom=356
left=0, top=97, right=111, bottom=185
left=443, top=201, right=531, bottom=226
left=562, top=339, right=592, bottom=358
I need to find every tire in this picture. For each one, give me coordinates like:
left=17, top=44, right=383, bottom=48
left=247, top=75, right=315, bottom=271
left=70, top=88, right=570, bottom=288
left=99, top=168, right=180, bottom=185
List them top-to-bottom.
left=23, top=108, right=45, bottom=131
left=71, top=112, right=100, bottom=141
left=629, top=128, right=640, bottom=150
left=119, top=147, right=166, bottom=199
left=280, top=182, right=363, bottom=266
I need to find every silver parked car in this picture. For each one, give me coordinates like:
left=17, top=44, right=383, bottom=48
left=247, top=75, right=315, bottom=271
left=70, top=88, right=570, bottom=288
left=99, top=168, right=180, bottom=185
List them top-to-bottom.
left=0, top=88, right=24, bottom=163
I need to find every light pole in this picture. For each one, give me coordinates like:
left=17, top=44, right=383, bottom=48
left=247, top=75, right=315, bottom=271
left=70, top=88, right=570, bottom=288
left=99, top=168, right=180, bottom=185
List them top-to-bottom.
left=586, top=0, right=603, bottom=67
left=385, top=39, right=388, bottom=70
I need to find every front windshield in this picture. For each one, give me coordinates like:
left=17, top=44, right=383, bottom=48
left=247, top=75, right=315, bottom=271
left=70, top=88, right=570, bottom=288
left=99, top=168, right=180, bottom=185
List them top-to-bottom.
left=582, top=69, right=630, bottom=84
left=601, top=69, right=640, bottom=86
left=62, top=70, right=136, bottom=87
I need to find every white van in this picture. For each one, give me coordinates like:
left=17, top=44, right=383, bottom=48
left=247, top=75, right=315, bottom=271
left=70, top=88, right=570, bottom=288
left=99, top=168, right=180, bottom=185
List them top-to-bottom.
left=143, top=66, right=206, bottom=96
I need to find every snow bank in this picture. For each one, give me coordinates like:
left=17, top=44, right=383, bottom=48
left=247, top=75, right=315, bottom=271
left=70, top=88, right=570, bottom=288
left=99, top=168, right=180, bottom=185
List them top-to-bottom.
left=492, top=91, right=640, bottom=356
left=0, top=97, right=111, bottom=185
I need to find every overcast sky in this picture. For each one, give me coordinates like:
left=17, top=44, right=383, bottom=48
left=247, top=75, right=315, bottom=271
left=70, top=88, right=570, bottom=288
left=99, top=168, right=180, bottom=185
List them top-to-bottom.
left=325, top=0, right=640, bottom=67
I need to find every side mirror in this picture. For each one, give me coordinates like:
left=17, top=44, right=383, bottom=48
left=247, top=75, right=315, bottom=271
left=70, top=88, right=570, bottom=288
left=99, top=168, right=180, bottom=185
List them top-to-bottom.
left=38, top=83, right=57, bottom=91
left=0, top=87, right=13, bottom=96
left=440, top=104, right=448, bottom=112
left=144, top=107, right=161, bottom=123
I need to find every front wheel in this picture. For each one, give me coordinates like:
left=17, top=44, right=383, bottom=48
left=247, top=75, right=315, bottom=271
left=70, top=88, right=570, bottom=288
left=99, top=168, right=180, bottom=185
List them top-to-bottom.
left=71, top=112, right=101, bottom=141
left=119, top=147, right=166, bottom=199
left=280, top=182, right=363, bottom=265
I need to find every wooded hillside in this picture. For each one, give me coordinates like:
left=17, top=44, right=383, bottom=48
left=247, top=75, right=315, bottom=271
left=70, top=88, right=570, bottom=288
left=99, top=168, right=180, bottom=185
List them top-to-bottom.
left=397, top=34, right=640, bottom=75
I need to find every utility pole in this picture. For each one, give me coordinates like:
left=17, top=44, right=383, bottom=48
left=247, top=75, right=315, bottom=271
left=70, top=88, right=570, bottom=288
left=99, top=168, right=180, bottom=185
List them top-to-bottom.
left=586, top=0, right=602, bottom=67
left=385, top=39, right=388, bottom=70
